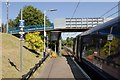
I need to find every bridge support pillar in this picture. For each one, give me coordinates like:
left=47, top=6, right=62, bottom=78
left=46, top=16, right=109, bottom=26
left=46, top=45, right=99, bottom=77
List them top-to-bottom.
left=58, top=34, right=62, bottom=56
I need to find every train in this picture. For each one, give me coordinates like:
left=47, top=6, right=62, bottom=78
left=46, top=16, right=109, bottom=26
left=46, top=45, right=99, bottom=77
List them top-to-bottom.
left=73, top=17, right=120, bottom=80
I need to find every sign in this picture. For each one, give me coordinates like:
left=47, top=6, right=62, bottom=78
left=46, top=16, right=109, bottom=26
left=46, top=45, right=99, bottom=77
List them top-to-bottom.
left=19, top=20, right=24, bottom=27
left=19, top=32, right=25, bottom=35
left=44, top=32, right=46, bottom=37
left=50, top=32, right=61, bottom=41
left=107, top=34, right=113, bottom=41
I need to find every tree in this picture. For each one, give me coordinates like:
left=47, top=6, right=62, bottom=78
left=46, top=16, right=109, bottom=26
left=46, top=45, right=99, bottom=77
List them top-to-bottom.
left=14, top=5, right=51, bottom=27
left=8, top=19, right=16, bottom=28
left=2, top=23, right=6, bottom=33
left=25, top=32, right=44, bottom=52
left=64, top=37, right=73, bottom=47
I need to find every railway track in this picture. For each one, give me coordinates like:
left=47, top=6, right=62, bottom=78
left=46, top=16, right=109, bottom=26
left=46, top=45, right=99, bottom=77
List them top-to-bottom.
left=63, top=46, right=118, bottom=80
left=63, top=47, right=91, bottom=80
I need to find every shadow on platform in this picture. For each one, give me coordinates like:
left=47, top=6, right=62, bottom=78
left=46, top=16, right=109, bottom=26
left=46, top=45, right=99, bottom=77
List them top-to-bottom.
left=63, top=55, right=88, bottom=80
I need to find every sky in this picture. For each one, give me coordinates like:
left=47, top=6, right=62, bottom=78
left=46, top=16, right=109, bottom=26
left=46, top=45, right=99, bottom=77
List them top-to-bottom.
left=1, top=0, right=120, bottom=2
left=1, top=1, right=119, bottom=39
left=2, top=2, right=118, bottom=23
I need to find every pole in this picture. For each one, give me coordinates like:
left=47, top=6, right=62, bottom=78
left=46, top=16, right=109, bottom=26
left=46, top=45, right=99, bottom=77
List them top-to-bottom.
left=6, top=0, right=9, bottom=33
left=20, top=9, right=23, bottom=71
left=21, top=9, right=22, bottom=20
left=43, top=9, right=57, bottom=57
left=43, top=10, right=46, bottom=57
left=108, top=27, right=113, bottom=56
left=59, top=35, right=61, bottom=56
left=47, top=36, right=48, bottom=48
left=20, top=38, right=22, bottom=71
left=55, top=42, right=56, bottom=53
left=108, top=42, right=111, bottom=56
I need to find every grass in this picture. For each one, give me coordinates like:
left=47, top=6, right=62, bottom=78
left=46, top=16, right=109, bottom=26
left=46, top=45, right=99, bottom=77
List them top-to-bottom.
left=0, top=32, right=2, bottom=79
left=1, top=33, right=45, bottom=78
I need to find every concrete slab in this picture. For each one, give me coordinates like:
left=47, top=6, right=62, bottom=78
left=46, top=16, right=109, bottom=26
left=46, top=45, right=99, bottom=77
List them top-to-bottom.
left=35, top=56, right=89, bottom=80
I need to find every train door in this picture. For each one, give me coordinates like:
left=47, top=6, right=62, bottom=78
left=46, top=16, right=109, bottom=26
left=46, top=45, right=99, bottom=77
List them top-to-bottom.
left=75, top=36, right=79, bottom=60
left=78, top=36, right=82, bottom=62
left=78, top=36, right=85, bottom=62
left=74, top=37, right=77, bottom=59
left=73, top=38, right=76, bottom=55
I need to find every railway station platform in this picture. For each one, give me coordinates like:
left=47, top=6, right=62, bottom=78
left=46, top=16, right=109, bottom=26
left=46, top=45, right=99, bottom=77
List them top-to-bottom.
left=35, top=56, right=90, bottom=80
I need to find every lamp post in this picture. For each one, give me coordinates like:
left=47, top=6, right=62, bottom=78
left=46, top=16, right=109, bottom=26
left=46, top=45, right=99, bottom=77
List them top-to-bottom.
left=6, top=0, right=10, bottom=33
left=43, top=9, right=57, bottom=57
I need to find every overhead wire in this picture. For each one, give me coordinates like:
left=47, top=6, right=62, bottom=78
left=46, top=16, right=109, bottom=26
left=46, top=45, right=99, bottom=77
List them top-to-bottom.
left=67, top=0, right=80, bottom=37
left=71, top=0, right=80, bottom=19
left=99, top=2, right=120, bottom=19
left=105, top=9, right=120, bottom=19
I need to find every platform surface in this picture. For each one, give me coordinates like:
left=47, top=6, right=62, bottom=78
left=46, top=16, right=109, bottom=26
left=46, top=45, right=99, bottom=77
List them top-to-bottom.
left=35, top=56, right=89, bottom=80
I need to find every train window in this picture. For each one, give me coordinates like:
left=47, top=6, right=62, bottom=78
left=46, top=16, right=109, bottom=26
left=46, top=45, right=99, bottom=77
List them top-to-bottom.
left=78, top=18, right=120, bottom=79
left=81, top=33, right=120, bottom=79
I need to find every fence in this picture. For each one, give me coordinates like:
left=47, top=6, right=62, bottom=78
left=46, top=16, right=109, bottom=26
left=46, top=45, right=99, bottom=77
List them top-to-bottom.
left=21, top=54, right=49, bottom=80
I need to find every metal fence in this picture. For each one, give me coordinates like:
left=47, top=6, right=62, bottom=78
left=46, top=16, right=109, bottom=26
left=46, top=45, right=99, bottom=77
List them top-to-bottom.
left=21, top=54, right=49, bottom=80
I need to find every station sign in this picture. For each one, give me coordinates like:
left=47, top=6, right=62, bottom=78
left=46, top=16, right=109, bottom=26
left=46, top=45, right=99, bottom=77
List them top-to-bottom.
left=19, top=20, right=25, bottom=27
left=19, top=32, right=25, bottom=35
left=107, top=34, right=113, bottom=41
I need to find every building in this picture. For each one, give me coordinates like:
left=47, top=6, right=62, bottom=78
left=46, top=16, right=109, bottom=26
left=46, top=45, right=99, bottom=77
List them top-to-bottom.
left=54, top=17, right=112, bottom=29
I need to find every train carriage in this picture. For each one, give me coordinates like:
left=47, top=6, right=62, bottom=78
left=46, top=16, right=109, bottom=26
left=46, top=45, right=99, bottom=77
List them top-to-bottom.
left=73, top=16, right=120, bottom=80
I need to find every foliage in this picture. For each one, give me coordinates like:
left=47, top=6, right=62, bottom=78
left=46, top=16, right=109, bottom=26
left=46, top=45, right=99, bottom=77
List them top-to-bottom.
left=7, top=5, right=51, bottom=28
left=8, top=19, right=16, bottom=28
left=2, top=23, right=6, bottom=32
left=25, top=32, right=44, bottom=52
left=62, top=37, right=73, bottom=48
left=102, top=37, right=120, bottom=56
left=62, top=40, right=67, bottom=46
left=86, top=49, right=94, bottom=56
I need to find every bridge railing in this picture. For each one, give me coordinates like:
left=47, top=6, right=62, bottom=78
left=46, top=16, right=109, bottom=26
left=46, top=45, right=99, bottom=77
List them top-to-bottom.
left=8, top=24, right=54, bottom=34
left=21, top=54, right=49, bottom=80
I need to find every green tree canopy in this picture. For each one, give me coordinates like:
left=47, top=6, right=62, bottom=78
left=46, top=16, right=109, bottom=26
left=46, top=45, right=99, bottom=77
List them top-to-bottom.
left=10, top=5, right=51, bottom=27
left=8, top=19, right=16, bottom=28
left=62, top=37, right=73, bottom=48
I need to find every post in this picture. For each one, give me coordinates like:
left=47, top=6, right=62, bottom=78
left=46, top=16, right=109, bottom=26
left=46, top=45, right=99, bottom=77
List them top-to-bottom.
left=6, top=0, right=9, bottom=33
left=20, top=9, right=23, bottom=71
left=43, top=9, right=57, bottom=57
left=43, top=10, right=46, bottom=57
left=108, top=27, right=113, bottom=56
left=58, top=33, right=61, bottom=56
left=47, top=36, right=48, bottom=48
left=20, top=37, right=22, bottom=71
left=59, top=38, right=61, bottom=56
left=55, top=42, right=56, bottom=53
left=108, top=42, right=111, bottom=56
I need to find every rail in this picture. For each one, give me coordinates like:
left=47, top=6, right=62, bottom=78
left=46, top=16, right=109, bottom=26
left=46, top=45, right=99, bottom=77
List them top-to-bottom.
left=64, top=46, right=73, bottom=55
left=64, top=46, right=91, bottom=80
left=21, top=54, right=49, bottom=80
